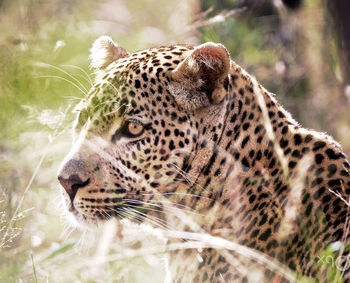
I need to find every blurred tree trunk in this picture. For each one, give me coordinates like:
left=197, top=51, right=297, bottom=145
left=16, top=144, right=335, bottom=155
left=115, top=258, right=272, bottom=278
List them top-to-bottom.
left=327, top=0, right=350, bottom=85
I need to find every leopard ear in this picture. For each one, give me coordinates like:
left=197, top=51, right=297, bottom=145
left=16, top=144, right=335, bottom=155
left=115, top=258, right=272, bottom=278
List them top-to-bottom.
left=89, top=36, right=129, bottom=70
left=170, top=42, right=230, bottom=110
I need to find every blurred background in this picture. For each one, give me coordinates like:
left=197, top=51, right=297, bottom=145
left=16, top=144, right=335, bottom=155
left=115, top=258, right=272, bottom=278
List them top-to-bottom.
left=0, top=0, right=349, bottom=282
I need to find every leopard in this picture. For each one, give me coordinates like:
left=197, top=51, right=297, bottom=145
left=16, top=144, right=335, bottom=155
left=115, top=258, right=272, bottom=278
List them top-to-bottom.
left=58, top=36, right=350, bottom=282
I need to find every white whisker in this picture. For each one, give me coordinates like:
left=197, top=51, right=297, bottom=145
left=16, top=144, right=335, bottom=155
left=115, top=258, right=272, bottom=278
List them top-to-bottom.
left=38, top=62, right=89, bottom=93
left=61, top=64, right=93, bottom=86
left=37, top=75, right=87, bottom=96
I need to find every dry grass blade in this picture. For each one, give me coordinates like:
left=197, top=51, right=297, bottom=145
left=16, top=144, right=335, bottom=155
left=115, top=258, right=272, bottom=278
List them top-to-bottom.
left=188, top=7, right=247, bottom=31
left=252, top=78, right=288, bottom=177
left=0, top=106, right=70, bottom=249
left=84, top=229, right=299, bottom=282
left=160, top=230, right=299, bottom=282
left=31, top=252, right=38, bottom=283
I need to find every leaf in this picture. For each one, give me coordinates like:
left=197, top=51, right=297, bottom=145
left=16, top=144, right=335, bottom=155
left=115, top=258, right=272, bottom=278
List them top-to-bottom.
left=40, top=242, right=75, bottom=262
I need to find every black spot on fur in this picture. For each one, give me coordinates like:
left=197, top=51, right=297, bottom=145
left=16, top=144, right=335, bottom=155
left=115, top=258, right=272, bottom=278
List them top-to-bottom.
left=294, top=134, right=302, bottom=145
left=326, top=148, right=341, bottom=160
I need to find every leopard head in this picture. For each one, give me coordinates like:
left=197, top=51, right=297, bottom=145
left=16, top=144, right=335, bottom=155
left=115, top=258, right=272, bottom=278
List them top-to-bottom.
left=57, top=36, right=231, bottom=225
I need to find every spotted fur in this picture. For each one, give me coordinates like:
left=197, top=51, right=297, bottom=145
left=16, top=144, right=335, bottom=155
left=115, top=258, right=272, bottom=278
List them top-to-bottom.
left=58, top=36, right=350, bottom=282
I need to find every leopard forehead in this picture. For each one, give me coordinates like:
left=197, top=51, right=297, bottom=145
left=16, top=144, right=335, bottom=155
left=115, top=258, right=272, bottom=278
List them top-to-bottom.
left=75, top=44, right=195, bottom=133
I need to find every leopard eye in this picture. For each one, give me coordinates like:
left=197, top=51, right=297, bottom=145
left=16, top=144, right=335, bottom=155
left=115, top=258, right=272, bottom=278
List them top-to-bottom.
left=126, top=121, right=144, bottom=137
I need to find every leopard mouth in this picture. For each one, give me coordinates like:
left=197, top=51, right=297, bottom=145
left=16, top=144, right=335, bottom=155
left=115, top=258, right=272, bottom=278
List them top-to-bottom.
left=66, top=196, right=148, bottom=223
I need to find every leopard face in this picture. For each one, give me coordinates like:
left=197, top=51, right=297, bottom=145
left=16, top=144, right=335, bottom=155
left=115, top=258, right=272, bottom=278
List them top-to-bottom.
left=58, top=36, right=350, bottom=281
left=57, top=37, right=216, bottom=224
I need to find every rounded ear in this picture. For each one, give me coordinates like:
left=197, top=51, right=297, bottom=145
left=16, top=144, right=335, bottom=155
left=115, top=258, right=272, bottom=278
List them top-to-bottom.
left=89, top=36, right=130, bottom=70
left=169, top=42, right=230, bottom=110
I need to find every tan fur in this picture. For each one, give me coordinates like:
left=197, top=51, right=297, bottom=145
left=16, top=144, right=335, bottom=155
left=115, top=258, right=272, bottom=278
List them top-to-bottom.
left=58, top=38, right=350, bottom=282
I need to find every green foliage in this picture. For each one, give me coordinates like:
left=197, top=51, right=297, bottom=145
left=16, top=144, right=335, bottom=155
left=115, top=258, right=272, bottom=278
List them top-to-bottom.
left=0, top=2, right=94, bottom=139
left=316, top=243, right=350, bottom=283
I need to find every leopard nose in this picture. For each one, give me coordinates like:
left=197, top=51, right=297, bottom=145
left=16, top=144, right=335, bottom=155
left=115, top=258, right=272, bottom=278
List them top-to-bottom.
left=58, top=174, right=90, bottom=202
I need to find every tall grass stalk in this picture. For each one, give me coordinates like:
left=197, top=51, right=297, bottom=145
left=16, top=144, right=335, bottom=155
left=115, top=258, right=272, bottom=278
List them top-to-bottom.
left=0, top=106, right=70, bottom=249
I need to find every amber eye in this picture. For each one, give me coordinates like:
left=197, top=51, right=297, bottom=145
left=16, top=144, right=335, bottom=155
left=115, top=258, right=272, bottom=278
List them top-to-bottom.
left=112, top=120, right=146, bottom=142
left=126, top=121, right=144, bottom=137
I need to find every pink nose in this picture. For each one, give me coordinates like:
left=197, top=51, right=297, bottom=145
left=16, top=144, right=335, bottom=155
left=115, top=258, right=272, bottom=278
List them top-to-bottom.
left=58, top=174, right=90, bottom=202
